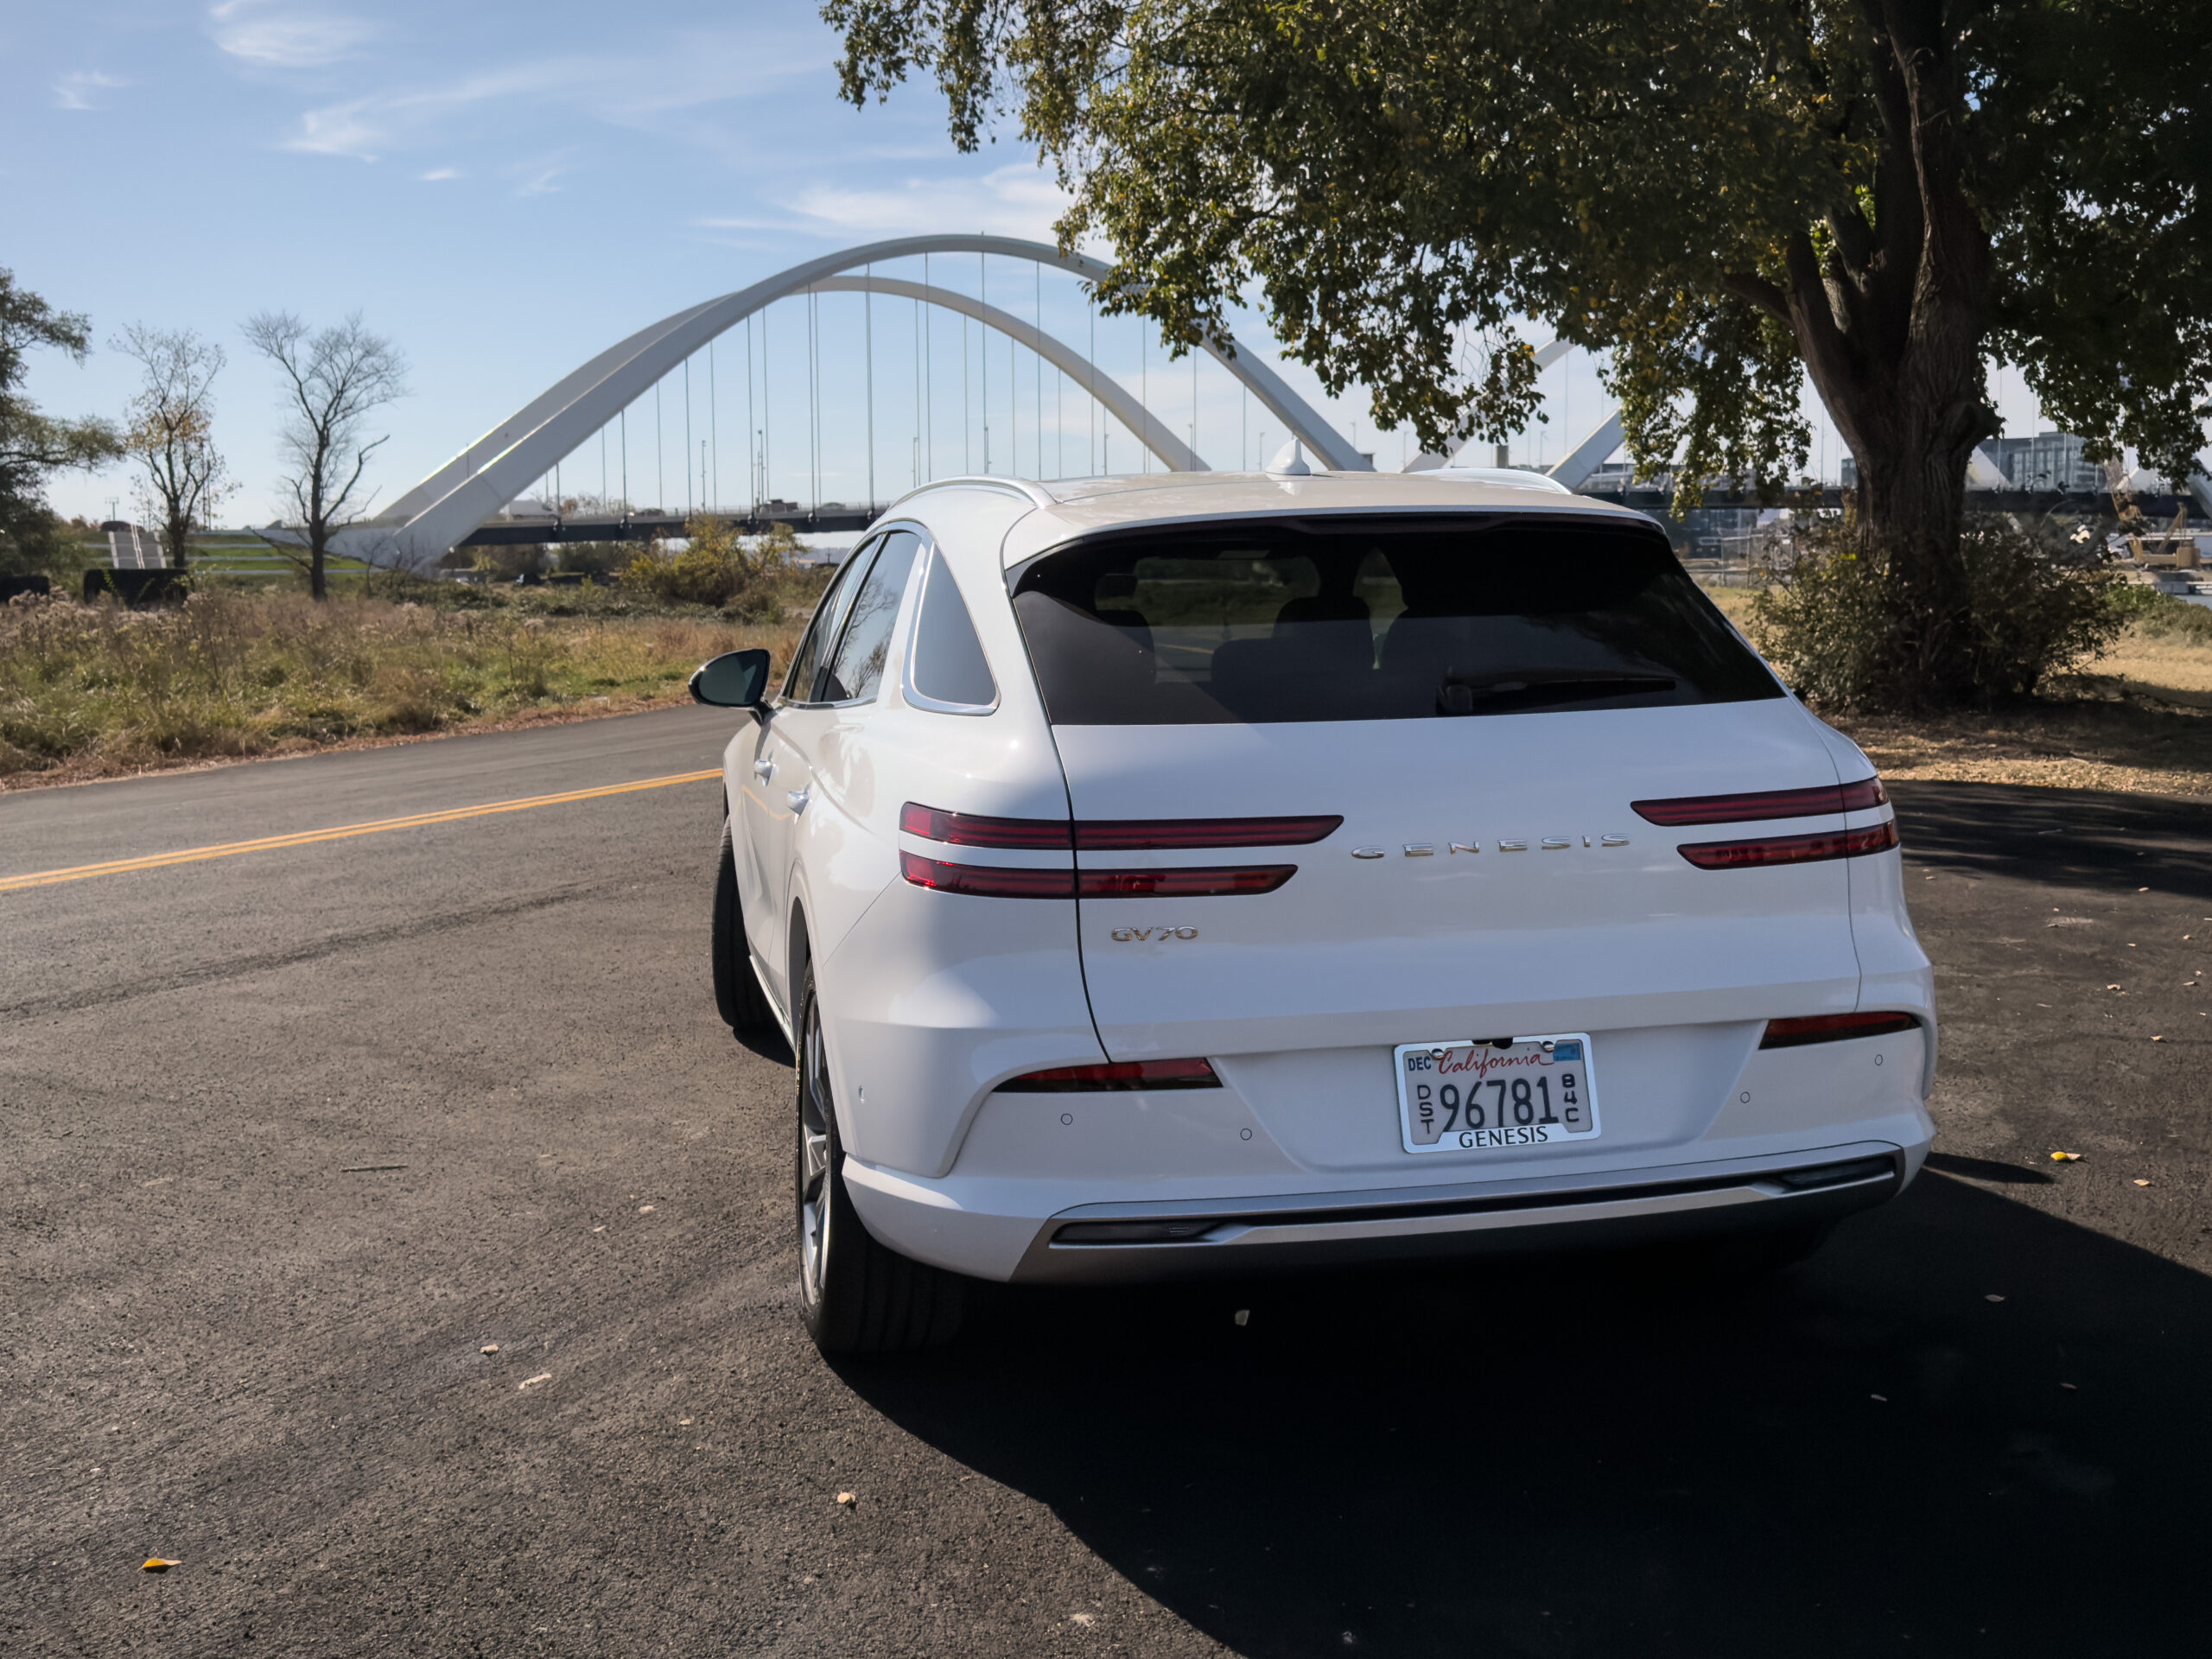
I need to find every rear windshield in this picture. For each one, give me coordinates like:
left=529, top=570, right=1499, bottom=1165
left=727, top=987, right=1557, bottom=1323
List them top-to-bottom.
left=1009, top=516, right=1780, bottom=725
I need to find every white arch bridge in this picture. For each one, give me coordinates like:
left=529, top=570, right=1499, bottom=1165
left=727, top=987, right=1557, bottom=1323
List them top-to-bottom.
left=312, top=235, right=1627, bottom=563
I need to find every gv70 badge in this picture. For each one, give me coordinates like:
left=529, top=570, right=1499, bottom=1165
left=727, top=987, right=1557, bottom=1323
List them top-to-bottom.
left=1352, top=836, right=1630, bottom=857
left=1109, top=925, right=1198, bottom=942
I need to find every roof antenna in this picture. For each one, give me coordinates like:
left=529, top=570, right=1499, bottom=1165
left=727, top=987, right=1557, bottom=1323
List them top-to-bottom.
left=1267, top=436, right=1313, bottom=477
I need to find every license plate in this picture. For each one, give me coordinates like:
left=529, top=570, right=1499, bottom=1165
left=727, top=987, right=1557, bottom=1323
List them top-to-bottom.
left=1394, top=1034, right=1600, bottom=1154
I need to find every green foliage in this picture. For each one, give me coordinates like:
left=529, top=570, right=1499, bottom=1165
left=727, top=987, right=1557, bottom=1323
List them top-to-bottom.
left=826, top=0, right=2209, bottom=493
left=1, top=268, right=124, bottom=575
left=1747, top=517, right=2124, bottom=712
left=621, top=518, right=813, bottom=619
left=2107, top=583, right=2212, bottom=646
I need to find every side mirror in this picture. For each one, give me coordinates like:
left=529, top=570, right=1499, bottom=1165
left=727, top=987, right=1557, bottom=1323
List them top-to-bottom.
left=690, top=648, right=772, bottom=709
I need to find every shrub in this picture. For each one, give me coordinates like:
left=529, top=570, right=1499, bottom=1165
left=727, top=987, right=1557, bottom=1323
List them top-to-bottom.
left=1746, top=514, right=2122, bottom=711
left=620, top=515, right=806, bottom=613
left=2107, top=582, right=2212, bottom=645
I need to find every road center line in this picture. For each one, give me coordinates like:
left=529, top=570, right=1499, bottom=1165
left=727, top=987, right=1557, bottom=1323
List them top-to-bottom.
left=0, top=768, right=722, bottom=894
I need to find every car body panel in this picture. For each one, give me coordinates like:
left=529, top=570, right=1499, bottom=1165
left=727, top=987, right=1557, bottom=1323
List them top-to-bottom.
left=713, top=472, right=1938, bottom=1285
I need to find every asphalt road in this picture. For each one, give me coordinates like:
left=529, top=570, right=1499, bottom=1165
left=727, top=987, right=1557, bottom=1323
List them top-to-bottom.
left=3, top=712, right=2209, bottom=1657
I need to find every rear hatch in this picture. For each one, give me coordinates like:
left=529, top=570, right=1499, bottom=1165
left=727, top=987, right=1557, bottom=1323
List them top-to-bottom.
left=1011, top=512, right=1870, bottom=1167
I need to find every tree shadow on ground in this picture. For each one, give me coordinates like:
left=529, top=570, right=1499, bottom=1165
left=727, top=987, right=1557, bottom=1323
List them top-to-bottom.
left=1889, top=778, right=2212, bottom=900
left=839, top=1175, right=2211, bottom=1656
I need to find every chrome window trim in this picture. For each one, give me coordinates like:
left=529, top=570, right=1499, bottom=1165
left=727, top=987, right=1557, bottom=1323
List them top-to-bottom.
left=808, top=524, right=932, bottom=710
left=901, top=536, right=1001, bottom=716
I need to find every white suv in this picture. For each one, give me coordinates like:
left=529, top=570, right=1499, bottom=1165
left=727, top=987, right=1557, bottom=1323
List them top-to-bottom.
left=691, top=471, right=1936, bottom=1354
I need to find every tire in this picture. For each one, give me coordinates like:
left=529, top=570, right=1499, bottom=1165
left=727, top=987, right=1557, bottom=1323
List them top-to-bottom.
left=712, top=816, right=779, bottom=1035
left=795, top=963, right=964, bottom=1354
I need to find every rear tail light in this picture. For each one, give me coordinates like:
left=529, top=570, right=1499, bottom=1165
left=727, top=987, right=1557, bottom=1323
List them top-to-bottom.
left=1633, top=777, right=1887, bottom=825
left=899, top=802, right=1070, bottom=849
left=900, top=803, right=1338, bottom=851
left=1075, top=815, right=1341, bottom=849
left=1677, top=820, right=1897, bottom=869
left=900, top=844, right=1298, bottom=900
left=899, top=852, right=1075, bottom=899
left=1077, top=865, right=1294, bottom=897
left=1760, top=1011, right=1921, bottom=1049
left=997, top=1057, right=1221, bottom=1091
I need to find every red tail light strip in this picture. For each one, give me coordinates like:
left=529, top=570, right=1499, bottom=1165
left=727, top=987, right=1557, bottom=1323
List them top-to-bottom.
left=1633, top=777, right=1888, bottom=826
left=899, top=802, right=1070, bottom=849
left=901, top=803, right=1339, bottom=851
left=1075, top=815, right=1342, bottom=850
left=1676, top=820, right=1898, bottom=870
left=899, top=852, right=1075, bottom=898
left=900, top=852, right=1297, bottom=899
left=1078, top=865, right=1295, bottom=898
left=1761, top=1011, right=1921, bottom=1049
left=997, top=1057, right=1221, bottom=1092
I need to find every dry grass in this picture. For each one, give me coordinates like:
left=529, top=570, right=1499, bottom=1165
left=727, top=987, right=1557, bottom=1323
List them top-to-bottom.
left=1703, top=582, right=2212, bottom=798
left=0, top=592, right=804, bottom=790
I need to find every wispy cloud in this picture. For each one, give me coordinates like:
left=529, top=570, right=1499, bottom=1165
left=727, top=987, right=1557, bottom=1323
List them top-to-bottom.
left=209, top=1, right=377, bottom=69
left=280, top=32, right=817, bottom=163
left=54, top=71, right=125, bottom=111
left=772, top=164, right=1071, bottom=243
left=419, top=166, right=460, bottom=181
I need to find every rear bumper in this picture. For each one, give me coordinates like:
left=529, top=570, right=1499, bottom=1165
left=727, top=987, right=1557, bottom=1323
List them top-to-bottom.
left=842, top=1139, right=1921, bottom=1285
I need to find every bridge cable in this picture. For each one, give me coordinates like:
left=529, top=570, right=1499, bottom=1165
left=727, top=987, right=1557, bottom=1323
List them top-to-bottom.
left=865, top=262, right=875, bottom=512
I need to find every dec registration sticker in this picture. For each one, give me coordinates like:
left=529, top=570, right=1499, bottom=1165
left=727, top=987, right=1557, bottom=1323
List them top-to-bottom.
left=1393, top=1034, right=1600, bottom=1154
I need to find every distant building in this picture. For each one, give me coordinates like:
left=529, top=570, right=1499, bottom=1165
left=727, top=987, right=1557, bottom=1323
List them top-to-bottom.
left=1975, top=433, right=2108, bottom=493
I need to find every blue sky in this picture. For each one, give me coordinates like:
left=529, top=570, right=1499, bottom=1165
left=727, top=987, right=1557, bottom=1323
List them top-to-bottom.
left=10, top=1, right=2063, bottom=527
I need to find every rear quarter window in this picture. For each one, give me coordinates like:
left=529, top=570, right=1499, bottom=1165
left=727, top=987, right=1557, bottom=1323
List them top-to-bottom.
left=1009, top=515, right=1781, bottom=725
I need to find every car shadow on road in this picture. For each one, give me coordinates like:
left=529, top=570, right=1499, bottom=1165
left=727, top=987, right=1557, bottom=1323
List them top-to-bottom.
left=1889, top=778, right=2212, bottom=900
left=838, top=1174, right=2211, bottom=1656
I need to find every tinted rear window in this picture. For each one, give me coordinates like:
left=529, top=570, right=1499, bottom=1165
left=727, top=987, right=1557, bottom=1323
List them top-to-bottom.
left=1009, top=516, right=1780, bottom=725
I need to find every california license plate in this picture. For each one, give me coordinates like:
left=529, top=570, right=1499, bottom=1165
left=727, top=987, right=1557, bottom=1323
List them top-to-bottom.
left=1394, top=1034, right=1600, bottom=1154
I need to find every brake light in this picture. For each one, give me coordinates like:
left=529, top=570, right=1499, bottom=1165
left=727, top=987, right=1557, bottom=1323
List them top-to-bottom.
left=1633, top=777, right=1887, bottom=825
left=899, top=802, right=1070, bottom=849
left=900, top=803, right=1339, bottom=851
left=1075, top=815, right=1341, bottom=850
left=1676, top=821, right=1897, bottom=869
left=898, top=852, right=1074, bottom=898
left=900, top=852, right=1297, bottom=899
left=1077, top=865, right=1295, bottom=897
left=1761, top=1011, right=1921, bottom=1049
left=997, top=1057, right=1220, bottom=1091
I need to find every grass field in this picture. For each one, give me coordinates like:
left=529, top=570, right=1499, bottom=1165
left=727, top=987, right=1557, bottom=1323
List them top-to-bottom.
left=0, top=591, right=803, bottom=789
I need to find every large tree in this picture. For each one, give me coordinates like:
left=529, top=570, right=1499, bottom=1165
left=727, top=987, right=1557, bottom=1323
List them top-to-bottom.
left=828, top=0, right=2210, bottom=707
left=0, top=269, right=122, bottom=577
left=243, top=311, right=407, bottom=600
left=117, top=325, right=231, bottom=575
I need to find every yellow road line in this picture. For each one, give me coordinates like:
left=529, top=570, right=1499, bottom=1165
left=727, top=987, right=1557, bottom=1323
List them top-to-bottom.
left=0, top=768, right=721, bottom=895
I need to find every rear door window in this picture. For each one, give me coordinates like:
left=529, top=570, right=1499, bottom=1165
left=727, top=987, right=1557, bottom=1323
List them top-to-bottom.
left=1009, top=516, right=1781, bottom=724
left=820, top=531, right=923, bottom=704
left=785, top=536, right=877, bottom=703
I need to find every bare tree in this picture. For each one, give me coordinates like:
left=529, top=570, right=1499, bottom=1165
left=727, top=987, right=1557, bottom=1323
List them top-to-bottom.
left=242, top=311, right=407, bottom=600
left=116, top=325, right=230, bottom=574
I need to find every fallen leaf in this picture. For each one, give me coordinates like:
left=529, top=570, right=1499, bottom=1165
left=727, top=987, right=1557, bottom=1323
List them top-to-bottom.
left=2139, top=887, right=2149, bottom=893
left=2107, top=984, right=2122, bottom=991
left=2152, top=1035, right=2164, bottom=1042
left=2051, top=1151, right=2082, bottom=1162
left=2133, top=1179, right=2152, bottom=1187
left=638, top=1205, right=655, bottom=1214
left=1986, top=1294, right=2005, bottom=1303
left=1233, top=1309, right=1251, bottom=1326
left=480, top=1344, right=499, bottom=1355
left=518, top=1372, right=552, bottom=1390
left=2061, top=1382, right=2077, bottom=1390
left=1871, top=1394, right=1888, bottom=1402
left=678, top=1418, right=693, bottom=1426
left=836, top=1491, right=856, bottom=1506
left=141, top=1559, right=181, bottom=1572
